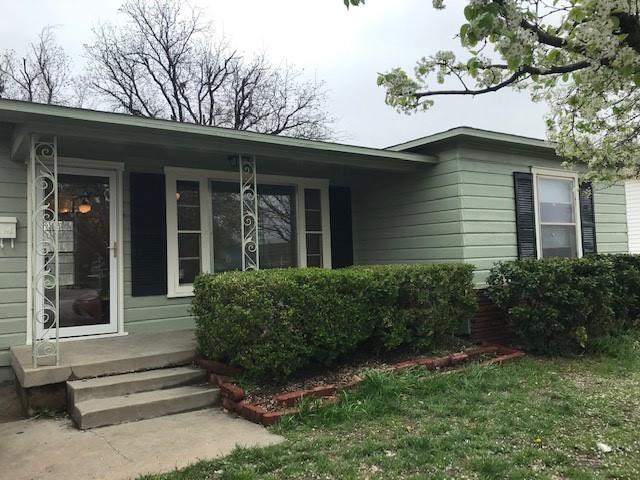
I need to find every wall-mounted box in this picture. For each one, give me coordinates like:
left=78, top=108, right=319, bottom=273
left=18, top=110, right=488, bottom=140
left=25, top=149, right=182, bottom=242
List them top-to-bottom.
left=0, top=217, right=17, bottom=248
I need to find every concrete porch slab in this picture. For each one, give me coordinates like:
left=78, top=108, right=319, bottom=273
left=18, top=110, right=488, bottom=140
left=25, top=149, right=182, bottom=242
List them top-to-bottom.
left=11, top=330, right=197, bottom=388
left=0, top=409, right=284, bottom=480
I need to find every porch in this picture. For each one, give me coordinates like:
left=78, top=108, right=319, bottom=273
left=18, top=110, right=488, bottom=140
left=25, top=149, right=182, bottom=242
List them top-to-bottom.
left=11, top=328, right=196, bottom=388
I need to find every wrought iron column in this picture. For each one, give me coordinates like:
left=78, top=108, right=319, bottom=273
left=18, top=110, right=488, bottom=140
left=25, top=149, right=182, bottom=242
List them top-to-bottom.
left=30, top=135, right=59, bottom=367
left=239, top=155, right=259, bottom=270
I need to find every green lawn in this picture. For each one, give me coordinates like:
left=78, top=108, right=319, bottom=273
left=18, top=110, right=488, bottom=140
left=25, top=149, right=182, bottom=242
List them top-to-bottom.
left=141, top=337, right=640, bottom=480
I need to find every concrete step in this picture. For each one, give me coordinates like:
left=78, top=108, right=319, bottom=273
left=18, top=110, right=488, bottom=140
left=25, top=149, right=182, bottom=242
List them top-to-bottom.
left=67, top=366, right=207, bottom=404
left=71, top=384, right=220, bottom=429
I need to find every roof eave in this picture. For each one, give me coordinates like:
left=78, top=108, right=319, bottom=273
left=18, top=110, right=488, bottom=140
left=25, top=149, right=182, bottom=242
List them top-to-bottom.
left=0, top=99, right=437, bottom=171
left=387, top=126, right=554, bottom=152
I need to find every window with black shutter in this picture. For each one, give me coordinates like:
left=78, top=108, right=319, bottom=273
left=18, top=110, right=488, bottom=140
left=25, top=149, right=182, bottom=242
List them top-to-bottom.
left=514, top=169, right=596, bottom=259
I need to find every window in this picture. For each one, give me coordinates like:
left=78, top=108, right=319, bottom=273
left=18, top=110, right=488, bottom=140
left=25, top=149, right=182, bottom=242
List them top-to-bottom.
left=165, top=167, right=329, bottom=297
left=534, top=170, right=582, bottom=259
left=176, top=181, right=202, bottom=284
left=210, top=181, right=297, bottom=272
left=210, top=181, right=242, bottom=272
left=258, top=185, right=297, bottom=269
left=304, top=189, right=323, bottom=267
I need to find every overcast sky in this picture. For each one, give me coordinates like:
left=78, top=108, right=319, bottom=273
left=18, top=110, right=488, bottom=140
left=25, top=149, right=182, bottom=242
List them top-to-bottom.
left=0, top=0, right=548, bottom=148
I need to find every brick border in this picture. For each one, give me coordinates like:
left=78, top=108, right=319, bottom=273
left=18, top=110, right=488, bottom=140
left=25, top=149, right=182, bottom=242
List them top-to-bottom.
left=198, top=344, right=524, bottom=427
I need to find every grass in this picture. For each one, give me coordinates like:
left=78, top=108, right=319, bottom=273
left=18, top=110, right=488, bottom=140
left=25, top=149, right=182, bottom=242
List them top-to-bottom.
left=140, top=335, right=640, bottom=480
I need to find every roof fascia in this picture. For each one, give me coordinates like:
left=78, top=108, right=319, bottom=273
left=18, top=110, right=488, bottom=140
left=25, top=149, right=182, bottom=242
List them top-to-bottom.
left=0, top=100, right=437, bottom=170
left=387, top=127, right=553, bottom=153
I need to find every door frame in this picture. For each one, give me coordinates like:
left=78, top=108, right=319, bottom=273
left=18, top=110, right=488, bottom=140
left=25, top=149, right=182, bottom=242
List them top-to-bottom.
left=29, top=158, right=125, bottom=341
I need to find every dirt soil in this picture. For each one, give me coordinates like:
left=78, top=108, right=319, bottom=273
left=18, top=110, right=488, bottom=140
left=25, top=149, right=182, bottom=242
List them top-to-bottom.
left=242, top=339, right=478, bottom=411
left=0, top=384, right=24, bottom=423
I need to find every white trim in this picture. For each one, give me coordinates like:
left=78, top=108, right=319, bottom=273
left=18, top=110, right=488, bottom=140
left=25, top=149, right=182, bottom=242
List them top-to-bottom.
left=25, top=158, right=33, bottom=345
left=59, top=159, right=125, bottom=335
left=164, top=166, right=331, bottom=297
left=532, top=167, right=583, bottom=259
left=115, top=168, right=125, bottom=334
left=165, top=169, right=211, bottom=298
left=625, top=180, right=640, bottom=254
left=298, top=186, right=332, bottom=268
left=296, top=187, right=307, bottom=267
left=320, top=187, right=332, bottom=268
left=55, top=331, right=129, bottom=343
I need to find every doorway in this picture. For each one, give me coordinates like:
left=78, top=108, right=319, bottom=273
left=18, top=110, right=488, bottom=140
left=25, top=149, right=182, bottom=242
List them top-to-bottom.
left=36, top=167, right=119, bottom=338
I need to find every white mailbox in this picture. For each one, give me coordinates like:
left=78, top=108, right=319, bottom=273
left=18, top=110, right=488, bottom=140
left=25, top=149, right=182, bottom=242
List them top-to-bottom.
left=0, top=217, right=17, bottom=248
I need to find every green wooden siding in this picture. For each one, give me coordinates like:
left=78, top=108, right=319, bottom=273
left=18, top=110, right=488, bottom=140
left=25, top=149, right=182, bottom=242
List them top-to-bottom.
left=0, top=126, right=28, bottom=366
left=352, top=145, right=628, bottom=284
left=456, top=148, right=628, bottom=282
left=352, top=154, right=465, bottom=265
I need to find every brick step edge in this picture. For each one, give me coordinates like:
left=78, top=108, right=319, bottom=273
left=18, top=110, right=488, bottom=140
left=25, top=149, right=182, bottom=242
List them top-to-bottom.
left=216, top=343, right=525, bottom=427
left=480, top=351, right=526, bottom=366
left=222, top=396, right=299, bottom=426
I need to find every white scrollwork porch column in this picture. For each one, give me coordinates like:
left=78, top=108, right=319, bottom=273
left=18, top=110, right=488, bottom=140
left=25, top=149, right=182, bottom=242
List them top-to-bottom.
left=30, top=135, right=59, bottom=367
left=239, top=155, right=259, bottom=271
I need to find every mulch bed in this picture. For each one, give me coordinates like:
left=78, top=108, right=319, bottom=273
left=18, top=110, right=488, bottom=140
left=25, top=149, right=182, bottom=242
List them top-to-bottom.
left=195, top=343, right=525, bottom=427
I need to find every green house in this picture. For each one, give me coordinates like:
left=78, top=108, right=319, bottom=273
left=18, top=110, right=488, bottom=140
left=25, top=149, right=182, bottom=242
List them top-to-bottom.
left=0, top=99, right=632, bottom=425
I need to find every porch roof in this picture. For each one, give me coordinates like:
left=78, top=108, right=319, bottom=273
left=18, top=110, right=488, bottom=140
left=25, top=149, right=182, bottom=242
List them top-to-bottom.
left=1, top=99, right=437, bottom=172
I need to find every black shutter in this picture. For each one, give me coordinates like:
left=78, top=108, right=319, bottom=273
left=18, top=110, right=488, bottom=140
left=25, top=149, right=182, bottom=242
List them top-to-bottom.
left=130, top=172, right=167, bottom=296
left=513, top=172, right=537, bottom=258
left=579, top=181, right=597, bottom=255
left=329, top=186, right=354, bottom=268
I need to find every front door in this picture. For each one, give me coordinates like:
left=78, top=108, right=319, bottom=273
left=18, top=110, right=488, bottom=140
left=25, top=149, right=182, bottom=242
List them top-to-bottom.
left=37, top=168, right=119, bottom=338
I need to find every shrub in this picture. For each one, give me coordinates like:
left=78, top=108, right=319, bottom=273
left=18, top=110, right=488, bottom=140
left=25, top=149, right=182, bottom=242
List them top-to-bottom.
left=608, top=254, right=640, bottom=328
left=487, top=255, right=640, bottom=354
left=193, top=264, right=477, bottom=381
left=361, top=264, right=478, bottom=350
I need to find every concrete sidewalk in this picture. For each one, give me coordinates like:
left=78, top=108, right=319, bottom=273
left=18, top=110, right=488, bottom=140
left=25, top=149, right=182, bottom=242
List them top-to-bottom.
left=0, top=409, right=284, bottom=480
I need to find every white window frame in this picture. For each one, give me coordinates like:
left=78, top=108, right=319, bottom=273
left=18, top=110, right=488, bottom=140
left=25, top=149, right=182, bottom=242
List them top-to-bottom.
left=165, top=166, right=331, bottom=298
left=532, top=167, right=583, bottom=260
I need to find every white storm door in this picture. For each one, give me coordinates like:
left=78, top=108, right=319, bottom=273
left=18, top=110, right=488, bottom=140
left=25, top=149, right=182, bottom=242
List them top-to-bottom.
left=36, top=168, right=119, bottom=338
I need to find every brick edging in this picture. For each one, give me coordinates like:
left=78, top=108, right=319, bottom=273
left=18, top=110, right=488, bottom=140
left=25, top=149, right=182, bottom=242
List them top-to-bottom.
left=199, top=343, right=524, bottom=427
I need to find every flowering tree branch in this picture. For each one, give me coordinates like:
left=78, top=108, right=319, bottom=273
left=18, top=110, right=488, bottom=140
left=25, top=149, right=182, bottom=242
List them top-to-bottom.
left=348, top=0, right=640, bottom=180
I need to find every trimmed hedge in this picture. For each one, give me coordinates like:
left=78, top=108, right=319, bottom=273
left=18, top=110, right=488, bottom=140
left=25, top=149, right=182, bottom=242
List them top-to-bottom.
left=487, top=255, right=640, bottom=354
left=193, top=264, right=477, bottom=381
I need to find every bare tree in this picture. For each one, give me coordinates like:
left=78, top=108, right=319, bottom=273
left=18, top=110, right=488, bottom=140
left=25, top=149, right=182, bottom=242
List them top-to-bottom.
left=86, top=0, right=333, bottom=139
left=0, top=26, right=71, bottom=104
left=226, top=56, right=332, bottom=139
left=0, top=59, right=9, bottom=98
